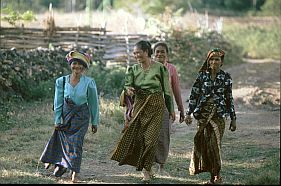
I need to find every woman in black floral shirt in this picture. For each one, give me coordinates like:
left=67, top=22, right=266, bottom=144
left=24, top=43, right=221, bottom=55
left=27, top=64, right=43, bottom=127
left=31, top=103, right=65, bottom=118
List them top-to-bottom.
left=184, top=48, right=236, bottom=184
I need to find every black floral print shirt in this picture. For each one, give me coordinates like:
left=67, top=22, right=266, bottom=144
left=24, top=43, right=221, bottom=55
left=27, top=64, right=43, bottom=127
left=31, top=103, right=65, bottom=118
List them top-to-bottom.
left=187, top=70, right=236, bottom=120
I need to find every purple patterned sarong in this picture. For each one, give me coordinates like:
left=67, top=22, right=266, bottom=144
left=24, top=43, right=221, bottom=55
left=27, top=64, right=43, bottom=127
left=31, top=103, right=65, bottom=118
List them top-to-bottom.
left=40, top=98, right=90, bottom=173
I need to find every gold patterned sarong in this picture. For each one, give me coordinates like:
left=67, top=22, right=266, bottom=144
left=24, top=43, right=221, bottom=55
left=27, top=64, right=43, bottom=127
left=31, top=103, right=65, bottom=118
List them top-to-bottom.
left=111, top=91, right=164, bottom=171
left=189, top=98, right=225, bottom=176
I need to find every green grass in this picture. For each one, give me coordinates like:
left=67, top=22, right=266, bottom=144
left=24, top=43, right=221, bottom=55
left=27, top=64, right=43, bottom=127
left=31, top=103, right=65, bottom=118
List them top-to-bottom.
left=223, top=23, right=281, bottom=59
left=0, top=98, right=124, bottom=184
left=0, top=99, right=280, bottom=184
left=167, top=129, right=280, bottom=185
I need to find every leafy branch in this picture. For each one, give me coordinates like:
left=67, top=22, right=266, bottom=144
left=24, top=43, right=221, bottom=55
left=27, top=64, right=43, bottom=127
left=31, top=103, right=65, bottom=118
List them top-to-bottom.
left=1, top=7, right=36, bottom=27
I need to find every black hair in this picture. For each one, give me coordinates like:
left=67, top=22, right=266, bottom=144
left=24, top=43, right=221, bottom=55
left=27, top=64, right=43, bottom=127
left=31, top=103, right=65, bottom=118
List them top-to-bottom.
left=134, top=40, right=153, bottom=57
left=153, top=41, right=169, bottom=54
left=210, top=48, right=225, bottom=62
left=69, top=58, right=88, bottom=68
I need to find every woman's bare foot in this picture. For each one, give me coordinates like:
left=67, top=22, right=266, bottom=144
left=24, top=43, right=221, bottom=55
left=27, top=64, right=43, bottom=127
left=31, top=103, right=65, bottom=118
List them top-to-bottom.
left=142, top=170, right=151, bottom=182
left=71, top=171, right=79, bottom=183
left=213, top=176, right=223, bottom=184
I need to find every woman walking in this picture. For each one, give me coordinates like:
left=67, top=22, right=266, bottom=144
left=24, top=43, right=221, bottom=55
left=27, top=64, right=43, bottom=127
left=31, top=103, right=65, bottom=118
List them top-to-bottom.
left=111, top=40, right=175, bottom=182
left=152, top=41, right=185, bottom=174
left=184, top=48, right=237, bottom=184
left=40, top=50, right=100, bottom=183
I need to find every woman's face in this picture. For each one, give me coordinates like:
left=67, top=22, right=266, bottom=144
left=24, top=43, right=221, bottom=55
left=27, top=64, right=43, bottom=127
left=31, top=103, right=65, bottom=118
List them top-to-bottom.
left=154, top=45, right=167, bottom=64
left=133, top=47, right=148, bottom=64
left=208, top=56, right=222, bottom=71
left=71, top=60, right=85, bottom=74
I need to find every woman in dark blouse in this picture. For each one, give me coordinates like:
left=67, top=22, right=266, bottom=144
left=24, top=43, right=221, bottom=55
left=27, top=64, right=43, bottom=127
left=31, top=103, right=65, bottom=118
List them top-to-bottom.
left=184, top=48, right=236, bottom=184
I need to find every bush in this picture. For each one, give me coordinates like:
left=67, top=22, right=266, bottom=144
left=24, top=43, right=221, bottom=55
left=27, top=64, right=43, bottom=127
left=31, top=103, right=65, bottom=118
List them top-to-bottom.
left=260, top=0, right=281, bottom=16
left=224, top=24, right=280, bottom=59
left=0, top=29, right=244, bottom=100
left=160, top=29, right=243, bottom=87
left=0, top=48, right=69, bottom=101
left=87, top=64, right=126, bottom=99
left=0, top=103, right=14, bottom=131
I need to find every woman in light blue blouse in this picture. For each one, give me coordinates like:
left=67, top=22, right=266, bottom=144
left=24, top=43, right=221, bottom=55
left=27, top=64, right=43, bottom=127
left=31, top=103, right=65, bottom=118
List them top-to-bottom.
left=184, top=48, right=236, bottom=184
left=40, top=51, right=99, bottom=183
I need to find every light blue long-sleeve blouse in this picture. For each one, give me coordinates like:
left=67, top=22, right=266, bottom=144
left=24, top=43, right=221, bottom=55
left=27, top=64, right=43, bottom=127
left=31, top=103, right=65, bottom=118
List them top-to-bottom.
left=54, top=75, right=100, bottom=127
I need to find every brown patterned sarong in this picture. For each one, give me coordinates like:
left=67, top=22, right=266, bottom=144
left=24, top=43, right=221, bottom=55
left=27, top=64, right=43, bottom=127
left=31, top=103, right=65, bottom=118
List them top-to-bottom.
left=111, top=91, right=164, bottom=171
left=189, top=98, right=225, bottom=176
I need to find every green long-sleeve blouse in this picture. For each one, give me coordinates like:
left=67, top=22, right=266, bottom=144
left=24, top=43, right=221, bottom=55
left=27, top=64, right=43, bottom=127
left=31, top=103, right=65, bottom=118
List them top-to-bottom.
left=124, top=61, right=174, bottom=113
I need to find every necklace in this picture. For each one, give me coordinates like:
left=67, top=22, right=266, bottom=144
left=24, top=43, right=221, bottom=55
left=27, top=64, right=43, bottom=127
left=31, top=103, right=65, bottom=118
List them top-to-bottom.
left=141, top=60, right=152, bottom=72
left=141, top=61, right=153, bottom=80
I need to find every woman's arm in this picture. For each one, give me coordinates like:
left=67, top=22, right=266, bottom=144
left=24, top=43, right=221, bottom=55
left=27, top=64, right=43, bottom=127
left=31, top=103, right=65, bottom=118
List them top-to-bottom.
left=160, top=65, right=174, bottom=114
left=224, top=72, right=236, bottom=120
left=187, top=73, right=202, bottom=115
left=54, top=76, right=65, bottom=125
left=87, top=79, right=100, bottom=127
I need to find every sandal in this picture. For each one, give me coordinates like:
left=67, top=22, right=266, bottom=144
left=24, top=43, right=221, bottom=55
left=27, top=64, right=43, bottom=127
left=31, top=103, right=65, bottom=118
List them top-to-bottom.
left=44, top=163, right=51, bottom=170
left=53, top=164, right=67, bottom=177
left=213, top=176, right=223, bottom=184
left=204, top=180, right=214, bottom=185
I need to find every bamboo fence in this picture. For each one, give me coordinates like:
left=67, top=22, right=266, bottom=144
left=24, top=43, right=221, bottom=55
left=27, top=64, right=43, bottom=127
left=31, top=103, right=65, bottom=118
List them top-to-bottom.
left=0, top=26, right=151, bottom=66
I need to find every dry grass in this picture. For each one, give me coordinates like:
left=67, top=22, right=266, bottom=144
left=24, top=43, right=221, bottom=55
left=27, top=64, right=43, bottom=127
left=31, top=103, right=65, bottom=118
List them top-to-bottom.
left=2, top=9, right=277, bottom=34
left=0, top=12, right=280, bottom=182
left=0, top=89, right=279, bottom=184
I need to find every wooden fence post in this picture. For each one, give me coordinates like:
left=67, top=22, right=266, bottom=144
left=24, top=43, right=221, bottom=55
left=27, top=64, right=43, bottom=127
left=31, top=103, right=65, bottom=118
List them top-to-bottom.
left=124, top=19, right=130, bottom=67
left=75, top=26, right=79, bottom=48
left=125, top=36, right=130, bottom=67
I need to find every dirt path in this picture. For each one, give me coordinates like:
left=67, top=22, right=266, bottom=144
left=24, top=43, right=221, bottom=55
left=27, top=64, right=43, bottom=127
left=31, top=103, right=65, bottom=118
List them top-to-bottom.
left=57, top=58, right=280, bottom=184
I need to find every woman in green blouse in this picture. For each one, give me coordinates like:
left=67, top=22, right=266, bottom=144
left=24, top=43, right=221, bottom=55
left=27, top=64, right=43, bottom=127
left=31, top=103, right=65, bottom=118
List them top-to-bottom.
left=111, top=40, right=175, bottom=182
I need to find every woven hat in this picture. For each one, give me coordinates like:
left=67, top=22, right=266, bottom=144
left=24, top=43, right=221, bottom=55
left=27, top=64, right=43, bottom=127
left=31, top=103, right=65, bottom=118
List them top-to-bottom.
left=65, top=51, right=91, bottom=68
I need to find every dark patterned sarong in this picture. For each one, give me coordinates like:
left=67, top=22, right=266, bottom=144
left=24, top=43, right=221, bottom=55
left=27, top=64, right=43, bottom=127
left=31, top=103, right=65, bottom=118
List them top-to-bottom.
left=111, top=91, right=164, bottom=171
left=40, top=98, right=90, bottom=173
left=189, top=98, right=225, bottom=176
left=154, top=107, right=171, bottom=164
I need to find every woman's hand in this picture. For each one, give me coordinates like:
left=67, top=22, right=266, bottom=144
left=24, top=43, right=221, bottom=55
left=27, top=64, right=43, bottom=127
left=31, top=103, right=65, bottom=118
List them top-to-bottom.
left=126, top=87, right=135, bottom=96
left=179, top=111, right=185, bottom=123
left=170, top=112, right=176, bottom=122
left=184, top=114, right=193, bottom=125
left=229, top=120, right=236, bottom=132
left=54, top=124, right=65, bottom=131
left=91, top=125, right=98, bottom=134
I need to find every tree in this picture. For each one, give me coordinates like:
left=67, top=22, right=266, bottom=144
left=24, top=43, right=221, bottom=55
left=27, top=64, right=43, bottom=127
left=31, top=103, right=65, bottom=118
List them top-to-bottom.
left=260, top=0, right=281, bottom=15
left=1, top=7, right=36, bottom=27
